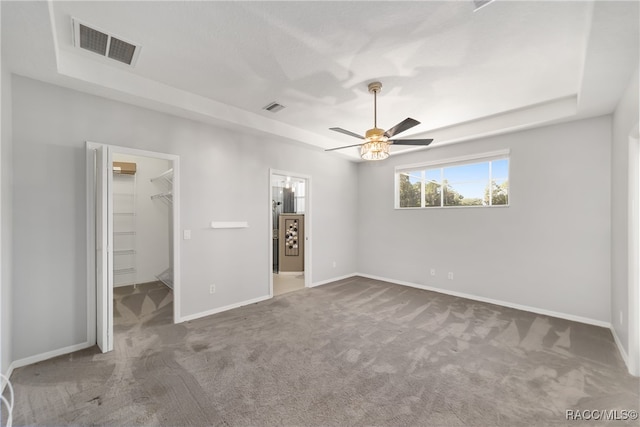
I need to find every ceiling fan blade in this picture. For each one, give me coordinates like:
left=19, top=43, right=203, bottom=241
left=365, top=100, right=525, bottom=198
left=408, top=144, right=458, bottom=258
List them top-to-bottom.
left=384, top=118, right=420, bottom=138
left=329, top=127, right=365, bottom=140
left=390, top=138, right=434, bottom=146
left=325, top=143, right=365, bottom=152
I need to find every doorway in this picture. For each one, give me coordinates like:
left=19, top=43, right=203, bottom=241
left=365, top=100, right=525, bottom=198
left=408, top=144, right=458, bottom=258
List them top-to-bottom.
left=86, top=142, right=181, bottom=353
left=111, top=153, right=174, bottom=332
left=269, top=170, right=311, bottom=297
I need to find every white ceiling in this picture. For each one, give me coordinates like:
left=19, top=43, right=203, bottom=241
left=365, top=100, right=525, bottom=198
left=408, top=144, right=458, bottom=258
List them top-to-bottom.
left=2, top=1, right=639, bottom=160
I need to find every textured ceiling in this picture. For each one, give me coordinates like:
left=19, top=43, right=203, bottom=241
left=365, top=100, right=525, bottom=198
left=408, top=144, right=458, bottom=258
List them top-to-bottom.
left=3, top=1, right=639, bottom=160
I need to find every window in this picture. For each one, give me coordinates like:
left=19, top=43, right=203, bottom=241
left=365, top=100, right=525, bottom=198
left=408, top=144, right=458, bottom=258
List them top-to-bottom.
left=396, top=151, right=509, bottom=209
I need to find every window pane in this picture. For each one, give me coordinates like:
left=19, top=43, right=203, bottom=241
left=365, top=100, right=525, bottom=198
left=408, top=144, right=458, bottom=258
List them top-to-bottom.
left=490, top=159, right=509, bottom=205
left=443, top=163, right=489, bottom=206
left=424, top=169, right=441, bottom=207
left=398, top=171, right=421, bottom=207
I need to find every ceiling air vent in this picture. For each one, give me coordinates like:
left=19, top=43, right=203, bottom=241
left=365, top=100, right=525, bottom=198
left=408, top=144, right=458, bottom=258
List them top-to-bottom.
left=73, top=18, right=141, bottom=66
left=263, top=102, right=286, bottom=113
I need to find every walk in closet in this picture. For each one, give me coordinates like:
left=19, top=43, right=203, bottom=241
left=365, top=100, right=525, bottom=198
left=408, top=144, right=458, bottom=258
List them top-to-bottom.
left=112, top=154, right=173, bottom=289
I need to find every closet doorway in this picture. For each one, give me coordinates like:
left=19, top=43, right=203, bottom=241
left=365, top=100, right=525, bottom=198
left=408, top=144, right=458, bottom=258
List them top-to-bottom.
left=86, top=142, right=181, bottom=353
left=269, top=170, right=311, bottom=297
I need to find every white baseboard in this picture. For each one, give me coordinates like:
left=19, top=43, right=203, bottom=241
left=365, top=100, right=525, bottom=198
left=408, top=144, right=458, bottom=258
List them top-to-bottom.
left=3, top=273, right=623, bottom=382
left=179, top=273, right=358, bottom=322
left=310, top=273, right=358, bottom=288
left=356, top=273, right=612, bottom=328
left=179, top=295, right=272, bottom=323
left=610, top=325, right=630, bottom=368
left=8, top=341, right=94, bottom=376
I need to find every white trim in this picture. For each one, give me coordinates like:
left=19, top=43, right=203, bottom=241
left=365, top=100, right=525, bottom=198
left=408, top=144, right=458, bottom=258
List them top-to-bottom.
left=628, top=125, right=640, bottom=376
left=85, top=143, right=97, bottom=347
left=395, top=149, right=510, bottom=172
left=268, top=174, right=274, bottom=299
left=394, top=204, right=510, bottom=211
left=310, top=273, right=358, bottom=288
left=356, top=273, right=611, bottom=328
left=179, top=295, right=271, bottom=323
left=611, top=325, right=630, bottom=367
left=9, top=341, right=94, bottom=372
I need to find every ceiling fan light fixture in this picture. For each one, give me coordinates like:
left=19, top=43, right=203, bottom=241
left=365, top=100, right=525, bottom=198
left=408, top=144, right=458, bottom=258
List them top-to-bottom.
left=327, top=80, right=432, bottom=157
left=360, top=140, right=390, bottom=161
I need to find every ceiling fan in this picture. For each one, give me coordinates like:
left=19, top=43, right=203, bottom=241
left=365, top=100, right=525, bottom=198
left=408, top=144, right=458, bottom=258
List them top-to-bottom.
left=326, top=81, right=433, bottom=160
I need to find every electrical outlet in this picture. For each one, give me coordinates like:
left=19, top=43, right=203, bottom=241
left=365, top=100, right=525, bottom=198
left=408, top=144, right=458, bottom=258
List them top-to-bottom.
left=333, top=261, right=337, bottom=268
left=430, top=268, right=436, bottom=276
left=448, top=272, right=454, bottom=280
left=209, top=284, right=216, bottom=294
left=620, top=310, right=623, bottom=325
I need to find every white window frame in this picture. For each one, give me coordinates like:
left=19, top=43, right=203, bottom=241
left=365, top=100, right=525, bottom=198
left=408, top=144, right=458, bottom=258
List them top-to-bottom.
left=395, top=149, right=510, bottom=209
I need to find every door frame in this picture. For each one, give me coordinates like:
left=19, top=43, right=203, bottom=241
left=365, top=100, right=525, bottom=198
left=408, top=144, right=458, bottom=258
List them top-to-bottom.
left=628, top=124, right=640, bottom=376
left=86, top=141, right=181, bottom=351
left=91, top=143, right=112, bottom=351
left=268, top=169, right=311, bottom=297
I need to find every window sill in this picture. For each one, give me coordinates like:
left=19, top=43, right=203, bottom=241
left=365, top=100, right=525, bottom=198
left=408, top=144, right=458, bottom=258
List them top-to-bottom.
left=395, top=204, right=510, bottom=210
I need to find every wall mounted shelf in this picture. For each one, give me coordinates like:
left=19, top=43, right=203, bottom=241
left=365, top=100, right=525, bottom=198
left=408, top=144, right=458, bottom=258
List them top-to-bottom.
left=113, top=169, right=137, bottom=287
left=151, top=191, right=172, bottom=202
left=210, top=221, right=249, bottom=229
left=114, top=249, right=137, bottom=255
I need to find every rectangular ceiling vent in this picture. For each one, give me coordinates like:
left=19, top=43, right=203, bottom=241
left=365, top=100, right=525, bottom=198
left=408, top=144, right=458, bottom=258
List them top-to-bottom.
left=72, top=18, right=141, bottom=66
left=263, top=102, right=286, bottom=113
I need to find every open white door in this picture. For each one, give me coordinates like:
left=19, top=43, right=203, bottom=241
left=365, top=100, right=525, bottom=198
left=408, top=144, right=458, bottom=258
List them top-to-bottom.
left=95, top=145, right=114, bottom=353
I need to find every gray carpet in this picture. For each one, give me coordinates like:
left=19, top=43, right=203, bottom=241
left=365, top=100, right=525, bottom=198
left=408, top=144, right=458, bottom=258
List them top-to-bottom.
left=4, top=277, right=639, bottom=426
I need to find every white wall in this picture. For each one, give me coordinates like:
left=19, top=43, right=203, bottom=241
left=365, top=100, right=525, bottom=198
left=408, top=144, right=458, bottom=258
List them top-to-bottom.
left=1, top=62, right=13, bottom=375
left=611, top=67, right=639, bottom=356
left=10, top=75, right=358, bottom=361
left=358, top=116, right=612, bottom=324
left=112, top=153, right=171, bottom=286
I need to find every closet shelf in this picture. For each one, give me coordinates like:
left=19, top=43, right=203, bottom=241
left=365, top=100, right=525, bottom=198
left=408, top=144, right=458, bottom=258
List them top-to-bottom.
left=151, top=168, right=173, bottom=185
left=151, top=191, right=173, bottom=204
left=151, top=191, right=172, bottom=199
left=114, top=212, right=136, bottom=216
left=114, top=231, right=136, bottom=236
left=114, top=249, right=136, bottom=255
left=114, top=267, right=136, bottom=275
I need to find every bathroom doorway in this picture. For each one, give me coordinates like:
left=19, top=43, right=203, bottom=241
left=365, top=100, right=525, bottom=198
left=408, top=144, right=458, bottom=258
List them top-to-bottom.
left=269, top=170, right=311, bottom=296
